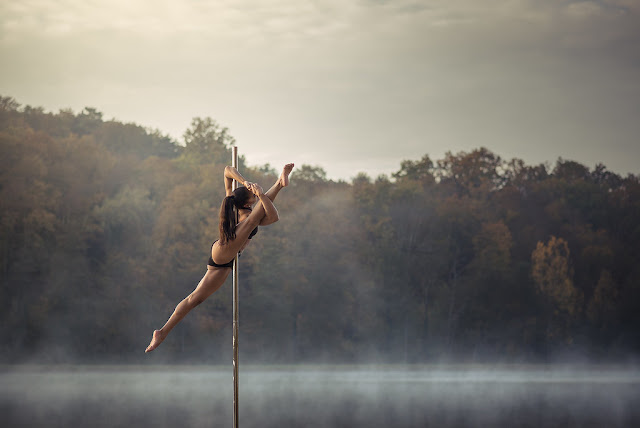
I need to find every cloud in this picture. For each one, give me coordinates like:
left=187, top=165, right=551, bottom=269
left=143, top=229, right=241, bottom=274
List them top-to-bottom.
left=1, top=0, right=639, bottom=179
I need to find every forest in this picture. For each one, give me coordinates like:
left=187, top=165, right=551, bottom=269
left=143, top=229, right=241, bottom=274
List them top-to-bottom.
left=1, top=95, right=639, bottom=364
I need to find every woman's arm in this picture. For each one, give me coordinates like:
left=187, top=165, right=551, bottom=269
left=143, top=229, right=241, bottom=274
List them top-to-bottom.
left=224, top=166, right=251, bottom=196
left=246, top=184, right=279, bottom=225
left=258, top=192, right=279, bottom=226
left=256, top=194, right=279, bottom=225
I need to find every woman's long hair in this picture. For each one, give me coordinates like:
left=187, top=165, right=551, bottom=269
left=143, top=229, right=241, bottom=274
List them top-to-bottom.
left=219, top=186, right=252, bottom=244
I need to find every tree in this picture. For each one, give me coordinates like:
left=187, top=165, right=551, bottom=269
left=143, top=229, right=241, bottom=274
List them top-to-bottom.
left=3, top=94, right=640, bottom=362
left=0, top=96, right=20, bottom=111
left=72, top=107, right=103, bottom=135
left=181, top=117, right=235, bottom=166
left=437, top=147, right=505, bottom=196
left=392, top=154, right=435, bottom=184
left=553, top=158, right=590, bottom=182
left=291, top=164, right=327, bottom=182
left=531, top=236, right=583, bottom=344
left=587, top=270, right=619, bottom=333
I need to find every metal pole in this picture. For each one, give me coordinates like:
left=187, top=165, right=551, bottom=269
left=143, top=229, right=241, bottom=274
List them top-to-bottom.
left=232, top=146, right=239, bottom=428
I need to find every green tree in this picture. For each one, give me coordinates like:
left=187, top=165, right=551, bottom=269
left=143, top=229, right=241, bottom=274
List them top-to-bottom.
left=72, top=107, right=103, bottom=135
left=180, top=117, right=236, bottom=166
left=392, top=154, right=435, bottom=184
left=291, top=164, right=328, bottom=182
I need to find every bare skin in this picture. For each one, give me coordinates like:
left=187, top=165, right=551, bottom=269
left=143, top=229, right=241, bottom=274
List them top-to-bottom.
left=145, top=163, right=294, bottom=353
left=236, top=163, right=295, bottom=254
left=279, top=163, right=293, bottom=187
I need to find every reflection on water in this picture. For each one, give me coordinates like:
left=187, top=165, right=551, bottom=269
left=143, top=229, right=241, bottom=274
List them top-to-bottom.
left=1, top=365, right=639, bottom=427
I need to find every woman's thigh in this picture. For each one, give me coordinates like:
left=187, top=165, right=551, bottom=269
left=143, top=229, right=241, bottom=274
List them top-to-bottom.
left=191, top=267, right=231, bottom=301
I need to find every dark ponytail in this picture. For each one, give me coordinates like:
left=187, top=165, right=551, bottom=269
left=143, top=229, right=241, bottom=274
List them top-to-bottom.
left=218, top=186, right=253, bottom=244
left=219, top=195, right=237, bottom=244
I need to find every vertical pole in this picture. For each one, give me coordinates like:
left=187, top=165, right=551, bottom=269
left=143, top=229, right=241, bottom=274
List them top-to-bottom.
left=232, top=146, right=239, bottom=428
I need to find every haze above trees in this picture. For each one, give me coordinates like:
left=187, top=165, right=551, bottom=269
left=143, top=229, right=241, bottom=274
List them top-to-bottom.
left=1, top=96, right=638, bottom=364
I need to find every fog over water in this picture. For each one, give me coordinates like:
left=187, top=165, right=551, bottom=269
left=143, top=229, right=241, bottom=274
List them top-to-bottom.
left=2, top=365, right=639, bottom=428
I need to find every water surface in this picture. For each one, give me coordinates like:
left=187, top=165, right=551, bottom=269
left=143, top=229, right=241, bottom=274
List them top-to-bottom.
left=1, top=365, right=638, bottom=427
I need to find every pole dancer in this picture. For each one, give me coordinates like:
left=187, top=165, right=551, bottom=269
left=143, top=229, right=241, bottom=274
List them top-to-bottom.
left=145, top=160, right=294, bottom=353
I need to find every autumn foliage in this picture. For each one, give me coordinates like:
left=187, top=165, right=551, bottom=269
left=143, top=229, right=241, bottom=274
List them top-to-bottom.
left=1, top=96, right=639, bottom=364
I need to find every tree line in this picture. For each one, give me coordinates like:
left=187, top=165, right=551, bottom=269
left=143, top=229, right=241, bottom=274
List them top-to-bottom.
left=1, top=95, right=638, bottom=364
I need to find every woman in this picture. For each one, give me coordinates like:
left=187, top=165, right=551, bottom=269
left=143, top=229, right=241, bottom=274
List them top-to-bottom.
left=145, top=163, right=294, bottom=353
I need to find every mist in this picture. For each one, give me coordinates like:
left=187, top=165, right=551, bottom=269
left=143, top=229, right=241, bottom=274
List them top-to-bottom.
left=2, top=99, right=640, bottom=427
left=2, top=365, right=639, bottom=427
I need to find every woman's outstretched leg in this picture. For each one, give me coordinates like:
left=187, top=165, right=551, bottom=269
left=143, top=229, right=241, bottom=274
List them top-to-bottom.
left=264, top=163, right=294, bottom=202
left=145, top=267, right=231, bottom=353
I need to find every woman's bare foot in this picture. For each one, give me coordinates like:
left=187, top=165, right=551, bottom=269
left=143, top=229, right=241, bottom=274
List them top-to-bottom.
left=280, top=163, right=294, bottom=187
left=145, top=330, right=166, bottom=353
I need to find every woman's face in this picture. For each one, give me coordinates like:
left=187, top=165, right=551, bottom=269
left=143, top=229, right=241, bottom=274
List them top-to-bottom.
left=245, top=194, right=258, bottom=208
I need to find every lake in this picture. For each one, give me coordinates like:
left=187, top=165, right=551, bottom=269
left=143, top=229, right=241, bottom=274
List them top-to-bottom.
left=1, top=365, right=639, bottom=427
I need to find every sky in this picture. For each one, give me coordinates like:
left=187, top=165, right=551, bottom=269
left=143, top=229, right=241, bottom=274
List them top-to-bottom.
left=1, top=0, right=639, bottom=181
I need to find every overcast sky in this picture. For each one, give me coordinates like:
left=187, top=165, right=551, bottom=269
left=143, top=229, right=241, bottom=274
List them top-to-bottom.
left=1, top=0, right=639, bottom=181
